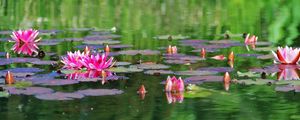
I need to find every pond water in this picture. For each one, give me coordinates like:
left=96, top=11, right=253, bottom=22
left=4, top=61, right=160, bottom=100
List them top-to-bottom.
left=1, top=0, right=300, bottom=120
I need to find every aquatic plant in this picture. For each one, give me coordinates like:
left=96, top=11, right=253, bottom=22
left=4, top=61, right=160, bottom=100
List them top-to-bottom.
left=10, top=29, right=41, bottom=56
left=244, top=34, right=258, bottom=44
left=167, top=45, right=177, bottom=54
left=272, top=46, right=300, bottom=64
left=61, top=50, right=88, bottom=69
left=79, top=53, right=114, bottom=71
left=277, top=65, right=299, bottom=80
left=5, top=71, right=15, bottom=84
left=223, top=72, right=231, bottom=91
left=165, top=76, right=184, bottom=92
left=165, top=92, right=184, bottom=104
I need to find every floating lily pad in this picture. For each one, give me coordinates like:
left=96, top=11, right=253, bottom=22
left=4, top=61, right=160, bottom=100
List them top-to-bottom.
left=67, top=28, right=94, bottom=32
left=0, top=30, right=11, bottom=35
left=84, top=35, right=120, bottom=41
left=154, top=35, right=189, bottom=40
left=64, top=38, right=84, bottom=42
left=37, top=39, right=62, bottom=46
left=83, top=40, right=120, bottom=45
left=179, top=40, right=208, bottom=46
left=208, top=40, right=240, bottom=44
left=256, top=41, right=273, bottom=46
left=254, top=47, right=276, bottom=52
left=191, top=48, right=219, bottom=53
left=117, top=50, right=160, bottom=55
left=0, top=52, right=6, bottom=57
left=163, top=54, right=204, bottom=61
left=237, top=54, right=262, bottom=58
left=257, top=54, right=274, bottom=60
left=0, top=58, right=41, bottom=65
left=30, top=60, right=57, bottom=65
left=164, top=60, right=197, bottom=64
left=114, top=62, right=131, bottom=66
left=131, top=63, right=170, bottom=70
left=249, top=65, right=280, bottom=73
left=109, top=66, right=143, bottom=73
left=197, top=67, right=233, bottom=73
left=0, top=68, right=44, bottom=77
left=144, top=70, right=174, bottom=75
left=175, top=71, right=218, bottom=76
left=237, top=71, right=260, bottom=77
left=184, top=75, right=223, bottom=84
left=35, top=79, right=79, bottom=86
left=237, top=79, right=274, bottom=85
left=276, top=80, right=300, bottom=86
left=12, top=81, right=33, bottom=89
left=275, top=85, right=294, bottom=92
left=184, top=86, right=213, bottom=98
left=6, top=87, right=54, bottom=95
left=76, top=89, right=123, bottom=96
left=0, top=91, right=9, bottom=97
left=35, top=92, right=84, bottom=100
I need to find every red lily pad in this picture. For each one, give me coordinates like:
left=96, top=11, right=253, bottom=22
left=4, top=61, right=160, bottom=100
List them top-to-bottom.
left=117, top=50, right=160, bottom=55
left=197, top=67, right=233, bottom=73
left=144, top=70, right=174, bottom=75
left=175, top=71, right=218, bottom=76
left=5, top=87, right=54, bottom=95
left=76, top=89, right=123, bottom=96
left=35, top=92, right=84, bottom=100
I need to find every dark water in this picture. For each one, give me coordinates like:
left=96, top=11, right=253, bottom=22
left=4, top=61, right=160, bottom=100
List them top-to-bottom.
left=0, top=0, right=300, bottom=120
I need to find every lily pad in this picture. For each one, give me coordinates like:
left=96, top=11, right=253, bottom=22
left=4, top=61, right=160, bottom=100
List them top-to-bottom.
left=84, top=35, right=120, bottom=41
left=154, top=35, right=189, bottom=40
left=64, top=38, right=84, bottom=42
left=37, top=39, right=62, bottom=46
left=83, top=40, right=120, bottom=45
left=179, top=40, right=208, bottom=46
left=208, top=40, right=240, bottom=44
left=254, top=47, right=276, bottom=52
left=117, top=50, right=160, bottom=55
left=237, top=54, right=262, bottom=58
left=257, top=54, right=274, bottom=60
left=0, top=58, right=41, bottom=65
left=164, top=59, right=197, bottom=64
left=30, top=60, right=57, bottom=65
left=114, top=62, right=131, bottom=66
left=131, top=63, right=170, bottom=70
left=249, top=65, right=280, bottom=73
left=109, top=66, right=143, bottom=73
left=197, top=67, right=233, bottom=73
left=0, top=68, right=44, bottom=77
left=144, top=70, right=174, bottom=75
left=175, top=71, right=218, bottom=76
left=237, top=71, right=260, bottom=77
left=184, top=75, right=223, bottom=84
left=35, top=79, right=79, bottom=86
left=237, top=79, right=275, bottom=85
left=12, top=81, right=33, bottom=89
left=275, top=85, right=294, bottom=92
left=6, top=87, right=54, bottom=95
left=76, top=89, right=123, bottom=96
left=0, top=91, right=9, bottom=97
left=35, top=92, right=84, bottom=100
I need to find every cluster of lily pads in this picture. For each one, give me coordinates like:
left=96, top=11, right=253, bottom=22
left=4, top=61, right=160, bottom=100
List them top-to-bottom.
left=0, top=28, right=300, bottom=103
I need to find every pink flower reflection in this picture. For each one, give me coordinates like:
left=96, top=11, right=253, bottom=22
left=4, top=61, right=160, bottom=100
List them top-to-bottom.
left=10, top=29, right=41, bottom=56
left=277, top=64, right=300, bottom=80
left=66, top=70, right=113, bottom=80
left=165, top=92, right=184, bottom=104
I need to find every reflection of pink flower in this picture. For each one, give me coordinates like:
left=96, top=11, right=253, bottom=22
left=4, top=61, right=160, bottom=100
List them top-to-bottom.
left=10, top=29, right=40, bottom=56
left=244, top=34, right=258, bottom=44
left=272, top=46, right=300, bottom=64
left=61, top=50, right=87, bottom=69
left=80, top=53, right=114, bottom=71
left=277, top=65, right=300, bottom=80
left=66, top=70, right=112, bottom=80
left=165, top=76, right=184, bottom=92
left=165, top=92, right=184, bottom=104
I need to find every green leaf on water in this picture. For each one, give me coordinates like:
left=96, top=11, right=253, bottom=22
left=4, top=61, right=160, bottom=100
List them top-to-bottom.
left=109, top=66, right=143, bottom=73
left=237, top=71, right=260, bottom=77
left=12, top=81, right=33, bottom=89
left=0, top=91, right=9, bottom=97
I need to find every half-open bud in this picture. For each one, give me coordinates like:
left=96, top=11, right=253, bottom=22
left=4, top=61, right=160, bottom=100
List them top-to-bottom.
left=105, top=45, right=110, bottom=53
left=201, top=48, right=206, bottom=58
left=228, top=51, right=234, bottom=62
left=5, top=71, right=15, bottom=84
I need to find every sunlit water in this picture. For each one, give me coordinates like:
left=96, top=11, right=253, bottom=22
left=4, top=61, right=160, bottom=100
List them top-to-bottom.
left=0, top=1, right=300, bottom=120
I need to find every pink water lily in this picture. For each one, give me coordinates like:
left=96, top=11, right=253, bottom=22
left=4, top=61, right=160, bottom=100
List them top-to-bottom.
left=10, top=29, right=41, bottom=56
left=244, top=34, right=258, bottom=44
left=272, top=46, right=300, bottom=64
left=61, top=50, right=87, bottom=69
left=80, top=53, right=114, bottom=71
left=165, top=76, right=184, bottom=92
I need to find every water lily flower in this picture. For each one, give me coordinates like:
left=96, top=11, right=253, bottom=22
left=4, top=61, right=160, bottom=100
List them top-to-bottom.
left=10, top=29, right=41, bottom=56
left=244, top=34, right=258, bottom=44
left=105, top=45, right=110, bottom=52
left=167, top=45, right=177, bottom=54
left=84, top=46, right=90, bottom=55
left=272, top=46, right=300, bottom=64
left=201, top=48, right=206, bottom=58
left=61, top=50, right=87, bottom=69
left=228, top=51, right=234, bottom=62
left=80, top=53, right=114, bottom=71
left=211, top=55, right=226, bottom=60
left=277, top=64, right=299, bottom=80
left=66, top=70, right=112, bottom=80
left=5, top=71, right=15, bottom=84
left=223, top=72, right=231, bottom=91
left=165, top=76, right=184, bottom=92
left=137, top=85, right=147, bottom=94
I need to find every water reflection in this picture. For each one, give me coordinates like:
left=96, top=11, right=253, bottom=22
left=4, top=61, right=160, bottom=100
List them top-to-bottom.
left=277, top=64, right=300, bottom=80
left=66, top=70, right=113, bottom=80
left=165, top=92, right=184, bottom=104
